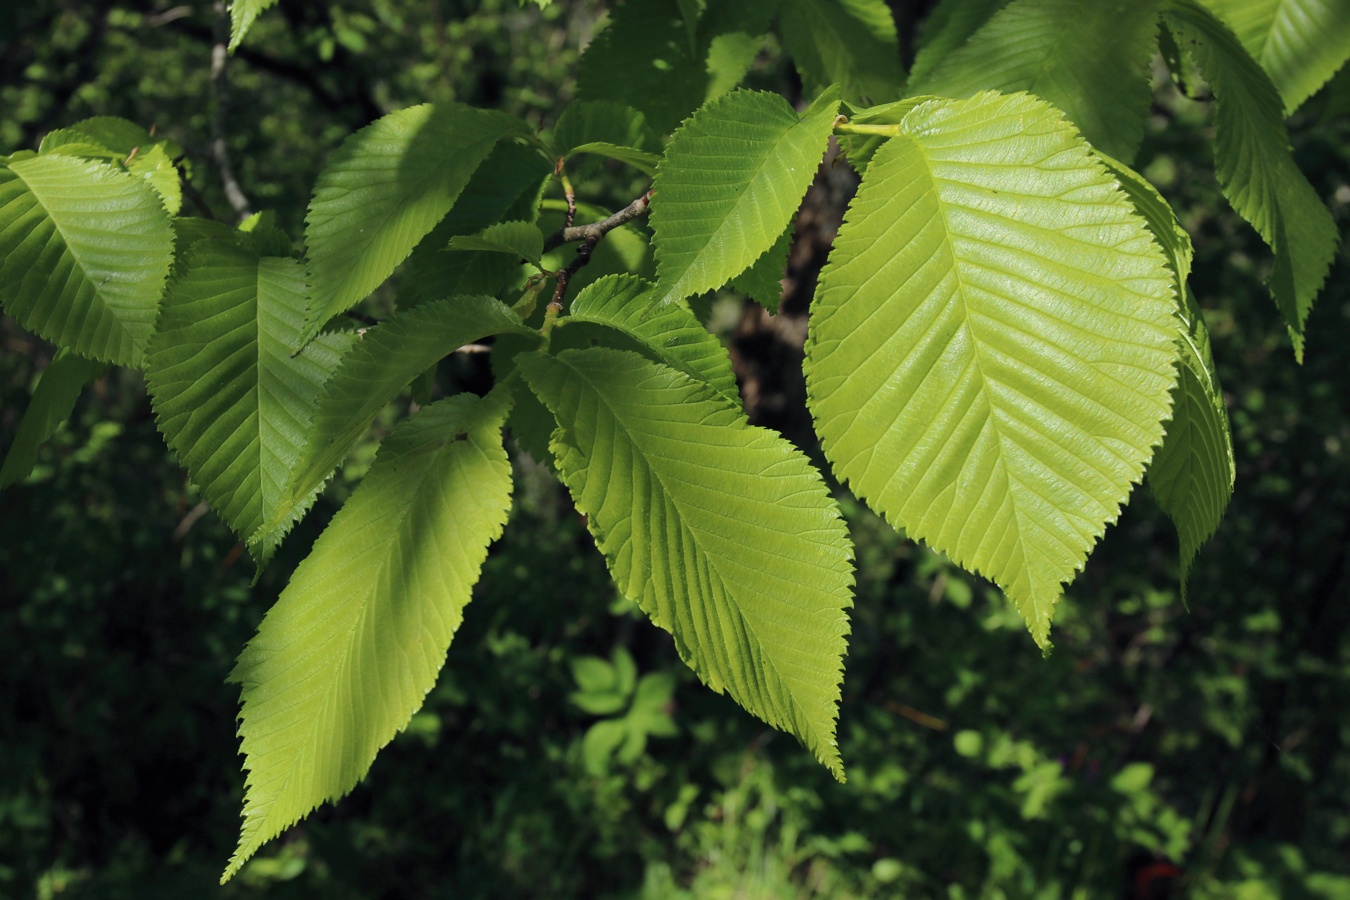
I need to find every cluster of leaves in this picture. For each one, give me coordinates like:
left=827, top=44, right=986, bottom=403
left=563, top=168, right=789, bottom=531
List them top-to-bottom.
left=1, top=0, right=1346, bottom=880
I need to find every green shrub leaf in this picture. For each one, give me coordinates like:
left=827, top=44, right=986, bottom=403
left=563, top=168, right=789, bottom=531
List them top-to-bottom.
left=907, top=0, right=1011, bottom=88
left=909, top=0, right=1161, bottom=162
left=1164, top=0, right=1338, bottom=359
left=1206, top=0, right=1350, bottom=113
left=651, top=86, right=838, bottom=304
left=805, top=92, right=1178, bottom=647
left=304, top=103, right=526, bottom=336
left=0, top=155, right=172, bottom=366
left=146, top=243, right=352, bottom=551
left=253, top=296, right=535, bottom=559
left=519, top=347, right=854, bottom=777
left=224, top=390, right=514, bottom=881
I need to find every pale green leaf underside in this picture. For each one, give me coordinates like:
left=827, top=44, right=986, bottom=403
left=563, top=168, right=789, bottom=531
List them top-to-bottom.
left=229, top=0, right=281, bottom=50
left=779, top=0, right=904, bottom=104
left=909, top=0, right=1161, bottom=163
left=1164, top=0, right=1338, bottom=359
left=1206, top=0, right=1350, bottom=112
left=651, top=86, right=839, bottom=304
left=805, top=92, right=1178, bottom=647
left=304, top=103, right=524, bottom=336
left=1101, top=154, right=1234, bottom=595
left=0, top=155, right=172, bottom=366
left=447, top=220, right=545, bottom=267
left=146, top=244, right=351, bottom=550
left=565, top=274, right=740, bottom=404
left=253, top=296, right=534, bottom=559
left=519, top=348, right=854, bottom=778
left=0, top=350, right=106, bottom=489
left=224, top=391, right=514, bottom=882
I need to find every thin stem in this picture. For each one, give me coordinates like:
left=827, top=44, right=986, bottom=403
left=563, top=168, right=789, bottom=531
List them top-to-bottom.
left=542, top=189, right=653, bottom=315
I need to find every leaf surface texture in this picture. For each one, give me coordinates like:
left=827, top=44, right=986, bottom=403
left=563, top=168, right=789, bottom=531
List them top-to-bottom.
left=805, top=92, right=1178, bottom=647
left=519, top=348, right=853, bottom=777
left=225, top=391, right=513, bottom=880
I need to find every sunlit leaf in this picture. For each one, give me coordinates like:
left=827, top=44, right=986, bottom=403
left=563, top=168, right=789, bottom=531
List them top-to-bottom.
left=651, top=86, right=838, bottom=303
left=805, top=92, right=1178, bottom=647
left=305, top=103, right=526, bottom=336
left=0, top=155, right=172, bottom=366
left=146, top=243, right=352, bottom=550
left=563, top=273, right=739, bottom=403
left=253, top=296, right=536, bottom=559
left=519, top=347, right=854, bottom=777
left=224, top=390, right=514, bottom=881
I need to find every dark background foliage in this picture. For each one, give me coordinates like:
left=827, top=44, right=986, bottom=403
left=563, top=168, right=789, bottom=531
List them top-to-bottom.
left=2, top=1, right=1348, bottom=896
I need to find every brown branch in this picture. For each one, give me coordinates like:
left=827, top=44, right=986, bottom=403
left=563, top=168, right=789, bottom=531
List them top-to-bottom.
left=210, top=2, right=252, bottom=222
left=544, top=189, right=653, bottom=314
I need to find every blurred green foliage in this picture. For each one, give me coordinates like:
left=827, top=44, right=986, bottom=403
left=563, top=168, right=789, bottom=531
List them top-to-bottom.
left=2, top=1, right=1349, bottom=897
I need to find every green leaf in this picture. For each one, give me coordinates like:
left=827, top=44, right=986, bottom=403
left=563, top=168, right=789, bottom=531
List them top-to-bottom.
left=228, top=0, right=281, bottom=50
left=577, top=0, right=711, bottom=135
left=778, top=0, right=903, bottom=104
left=908, top=0, right=1161, bottom=163
left=908, top=0, right=1011, bottom=88
left=1164, top=0, right=1338, bottom=359
left=1205, top=0, right=1350, bottom=113
left=706, top=32, right=765, bottom=100
left=651, top=86, right=839, bottom=304
left=805, top=92, right=1178, bottom=647
left=837, top=97, right=931, bottom=174
left=552, top=101, right=651, bottom=159
left=304, top=103, right=526, bottom=336
left=39, top=117, right=160, bottom=157
left=400, top=141, right=552, bottom=308
left=563, top=143, right=662, bottom=177
left=127, top=144, right=183, bottom=216
left=1099, top=153, right=1234, bottom=597
left=0, top=155, right=173, bottom=366
left=731, top=219, right=793, bottom=314
left=447, top=221, right=545, bottom=267
left=146, top=243, right=352, bottom=550
left=563, top=274, right=740, bottom=404
left=1149, top=289, right=1234, bottom=598
left=253, top=296, right=535, bottom=559
left=519, top=347, right=854, bottom=778
left=0, top=350, right=107, bottom=489
left=223, top=390, right=514, bottom=882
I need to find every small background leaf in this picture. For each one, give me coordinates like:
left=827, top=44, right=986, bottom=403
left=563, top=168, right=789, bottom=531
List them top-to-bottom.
left=0, top=350, right=107, bottom=489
